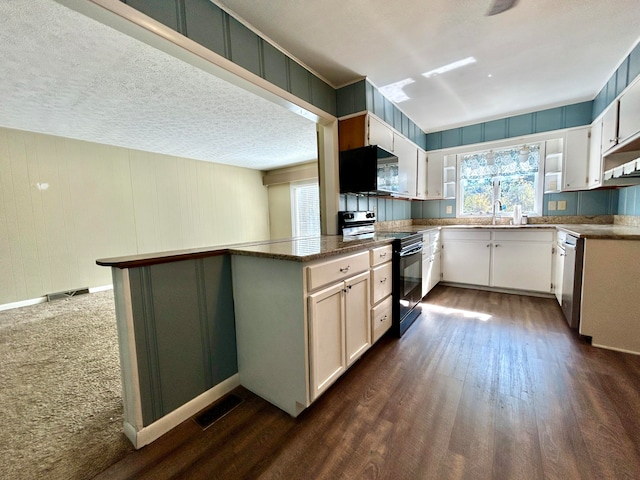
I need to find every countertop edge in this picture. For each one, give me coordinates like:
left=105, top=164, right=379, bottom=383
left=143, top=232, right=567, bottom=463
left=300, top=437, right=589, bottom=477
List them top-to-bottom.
left=97, top=224, right=640, bottom=268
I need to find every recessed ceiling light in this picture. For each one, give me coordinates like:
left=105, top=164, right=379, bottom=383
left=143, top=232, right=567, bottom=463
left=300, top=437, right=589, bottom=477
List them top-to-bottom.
left=422, top=57, right=477, bottom=78
left=488, top=74, right=493, bottom=78
left=379, top=78, right=415, bottom=103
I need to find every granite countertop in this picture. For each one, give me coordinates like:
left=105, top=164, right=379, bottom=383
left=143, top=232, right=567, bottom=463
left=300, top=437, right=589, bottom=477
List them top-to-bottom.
left=97, top=222, right=640, bottom=269
left=556, top=224, right=640, bottom=239
left=97, top=235, right=394, bottom=268
left=228, top=235, right=393, bottom=262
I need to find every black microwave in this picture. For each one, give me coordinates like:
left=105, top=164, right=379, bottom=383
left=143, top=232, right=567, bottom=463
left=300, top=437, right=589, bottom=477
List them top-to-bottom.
left=339, top=145, right=399, bottom=195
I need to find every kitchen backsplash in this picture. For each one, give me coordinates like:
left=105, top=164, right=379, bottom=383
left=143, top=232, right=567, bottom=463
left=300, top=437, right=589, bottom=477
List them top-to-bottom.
left=618, top=184, right=640, bottom=217
left=341, top=187, right=637, bottom=224
left=411, top=189, right=619, bottom=219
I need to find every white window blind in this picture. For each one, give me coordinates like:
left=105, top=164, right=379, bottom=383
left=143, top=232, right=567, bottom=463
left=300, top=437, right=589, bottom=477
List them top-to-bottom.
left=291, top=181, right=320, bottom=237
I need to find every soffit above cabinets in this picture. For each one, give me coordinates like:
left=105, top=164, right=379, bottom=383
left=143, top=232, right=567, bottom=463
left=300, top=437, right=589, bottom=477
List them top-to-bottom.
left=0, top=0, right=318, bottom=171
left=219, top=0, right=640, bottom=132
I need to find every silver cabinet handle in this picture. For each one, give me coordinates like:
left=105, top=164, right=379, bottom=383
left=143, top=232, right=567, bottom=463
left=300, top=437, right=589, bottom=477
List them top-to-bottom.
left=486, top=244, right=491, bottom=247
left=495, top=244, right=500, bottom=247
left=379, top=252, right=387, bottom=258
left=340, top=266, right=351, bottom=273
left=380, top=277, right=387, bottom=284
left=380, top=314, right=388, bottom=322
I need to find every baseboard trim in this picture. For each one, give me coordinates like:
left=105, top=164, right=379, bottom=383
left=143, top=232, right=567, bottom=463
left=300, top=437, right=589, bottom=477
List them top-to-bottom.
left=438, top=282, right=555, bottom=299
left=89, top=284, right=114, bottom=293
left=0, top=286, right=115, bottom=311
left=0, top=296, right=48, bottom=312
left=591, top=342, right=640, bottom=356
left=126, top=373, right=241, bottom=449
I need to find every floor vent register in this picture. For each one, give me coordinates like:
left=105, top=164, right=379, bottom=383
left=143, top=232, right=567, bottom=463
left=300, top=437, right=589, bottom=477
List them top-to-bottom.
left=194, top=393, right=243, bottom=430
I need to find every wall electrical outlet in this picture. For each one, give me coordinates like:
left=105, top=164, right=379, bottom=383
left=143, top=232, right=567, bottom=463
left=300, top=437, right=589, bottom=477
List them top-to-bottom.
left=548, top=200, right=557, bottom=211
left=557, top=200, right=567, bottom=211
left=445, top=205, right=453, bottom=214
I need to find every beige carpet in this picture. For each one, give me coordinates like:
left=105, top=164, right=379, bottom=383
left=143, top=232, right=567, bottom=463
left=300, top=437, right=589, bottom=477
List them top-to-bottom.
left=0, top=291, right=134, bottom=479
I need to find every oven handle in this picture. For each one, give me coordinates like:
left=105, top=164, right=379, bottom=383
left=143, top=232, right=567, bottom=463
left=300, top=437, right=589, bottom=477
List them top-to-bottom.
left=399, top=243, right=423, bottom=257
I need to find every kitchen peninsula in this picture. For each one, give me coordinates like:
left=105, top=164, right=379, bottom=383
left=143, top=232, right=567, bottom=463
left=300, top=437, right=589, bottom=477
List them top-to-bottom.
left=97, top=221, right=640, bottom=449
left=97, top=234, right=396, bottom=449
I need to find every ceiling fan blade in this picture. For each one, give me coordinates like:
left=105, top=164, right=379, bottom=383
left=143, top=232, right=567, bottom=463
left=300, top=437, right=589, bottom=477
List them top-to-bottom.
left=486, top=0, right=518, bottom=16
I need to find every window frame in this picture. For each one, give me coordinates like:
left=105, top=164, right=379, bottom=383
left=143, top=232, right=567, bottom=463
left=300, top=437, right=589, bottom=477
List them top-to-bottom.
left=438, top=131, right=568, bottom=219
left=456, top=142, right=546, bottom=218
left=290, top=179, right=321, bottom=237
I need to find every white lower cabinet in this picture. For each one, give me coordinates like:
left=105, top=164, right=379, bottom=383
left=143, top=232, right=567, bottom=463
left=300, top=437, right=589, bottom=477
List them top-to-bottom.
left=441, top=228, right=554, bottom=293
left=422, top=229, right=442, bottom=296
left=442, top=230, right=491, bottom=285
left=491, top=242, right=553, bottom=292
left=232, top=245, right=389, bottom=418
left=308, top=270, right=370, bottom=399
left=344, top=271, right=372, bottom=366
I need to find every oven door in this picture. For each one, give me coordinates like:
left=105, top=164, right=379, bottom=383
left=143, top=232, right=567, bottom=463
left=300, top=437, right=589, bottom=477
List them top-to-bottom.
left=398, top=242, right=423, bottom=329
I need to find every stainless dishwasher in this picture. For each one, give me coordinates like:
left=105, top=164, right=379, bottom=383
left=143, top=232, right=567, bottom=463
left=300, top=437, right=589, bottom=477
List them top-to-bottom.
left=561, top=234, right=584, bottom=328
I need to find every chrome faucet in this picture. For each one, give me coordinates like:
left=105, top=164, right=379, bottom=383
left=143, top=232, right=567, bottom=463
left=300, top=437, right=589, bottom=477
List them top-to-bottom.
left=492, top=200, right=502, bottom=225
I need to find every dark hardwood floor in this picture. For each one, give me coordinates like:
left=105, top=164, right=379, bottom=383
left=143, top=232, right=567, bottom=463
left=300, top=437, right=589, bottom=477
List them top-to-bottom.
left=95, top=286, right=640, bottom=479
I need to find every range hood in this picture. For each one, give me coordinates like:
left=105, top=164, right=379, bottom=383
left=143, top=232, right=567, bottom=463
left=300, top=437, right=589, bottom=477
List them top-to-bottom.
left=339, top=145, right=399, bottom=195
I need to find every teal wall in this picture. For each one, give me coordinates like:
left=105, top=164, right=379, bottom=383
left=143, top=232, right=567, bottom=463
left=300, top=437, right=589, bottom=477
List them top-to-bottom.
left=121, top=0, right=336, bottom=115
left=592, top=41, right=640, bottom=119
left=337, top=79, right=428, bottom=150
left=425, top=102, right=593, bottom=151
left=618, top=185, right=640, bottom=216
left=411, top=190, right=619, bottom=220
left=339, top=194, right=411, bottom=221
left=128, top=255, right=237, bottom=426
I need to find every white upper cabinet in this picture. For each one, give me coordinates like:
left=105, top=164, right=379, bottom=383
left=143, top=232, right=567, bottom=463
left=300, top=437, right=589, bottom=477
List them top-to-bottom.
left=618, top=78, right=640, bottom=146
left=601, top=102, right=619, bottom=154
left=368, top=115, right=394, bottom=152
left=588, top=119, right=603, bottom=188
left=562, top=127, right=590, bottom=191
left=394, top=133, right=417, bottom=198
left=416, top=149, right=428, bottom=199
left=426, top=151, right=444, bottom=199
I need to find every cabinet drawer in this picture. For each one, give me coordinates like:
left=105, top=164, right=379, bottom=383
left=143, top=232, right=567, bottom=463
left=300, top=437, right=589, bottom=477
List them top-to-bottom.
left=442, top=229, right=491, bottom=241
left=493, top=230, right=554, bottom=242
left=370, top=244, right=393, bottom=267
left=307, top=251, right=369, bottom=291
left=371, top=262, right=393, bottom=304
left=372, top=296, right=392, bottom=343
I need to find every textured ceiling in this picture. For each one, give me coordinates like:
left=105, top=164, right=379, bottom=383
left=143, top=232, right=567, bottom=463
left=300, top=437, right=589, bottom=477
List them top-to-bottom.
left=0, top=0, right=318, bottom=171
left=220, top=0, right=640, bottom=132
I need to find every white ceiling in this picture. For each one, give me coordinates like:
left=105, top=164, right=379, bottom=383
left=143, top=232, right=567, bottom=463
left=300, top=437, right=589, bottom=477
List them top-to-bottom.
left=0, top=0, right=318, bottom=171
left=220, top=0, right=640, bottom=132
left=1, top=1, right=639, bottom=173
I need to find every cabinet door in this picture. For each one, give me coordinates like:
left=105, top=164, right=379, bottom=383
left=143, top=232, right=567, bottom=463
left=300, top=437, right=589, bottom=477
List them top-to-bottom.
left=618, top=79, right=640, bottom=145
left=601, top=103, right=619, bottom=154
left=368, top=115, right=394, bottom=152
left=588, top=120, right=603, bottom=188
left=563, top=127, right=589, bottom=191
left=394, top=134, right=418, bottom=197
left=416, top=149, right=428, bottom=199
left=426, top=151, right=444, bottom=198
left=442, top=241, right=491, bottom=285
left=491, top=242, right=553, bottom=292
left=554, top=245, right=564, bottom=303
left=422, top=249, right=431, bottom=298
left=431, top=252, right=441, bottom=292
left=345, top=271, right=371, bottom=366
left=308, top=282, right=345, bottom=400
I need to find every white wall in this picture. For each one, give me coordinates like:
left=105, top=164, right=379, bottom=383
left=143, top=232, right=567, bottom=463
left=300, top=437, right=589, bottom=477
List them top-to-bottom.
left=0, top=127, right=270, bottom=305
left=268, top=184, right=292, bottom=239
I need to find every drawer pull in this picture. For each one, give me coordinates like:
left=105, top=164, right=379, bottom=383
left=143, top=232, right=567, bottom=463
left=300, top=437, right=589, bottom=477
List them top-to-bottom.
left=379, top=252, right=387, bottom=258
left=339, top=266, right=351, bottom=273
left=380, top=277, right=387, bottom=284
left=380, top=315, right=388, bottom=322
